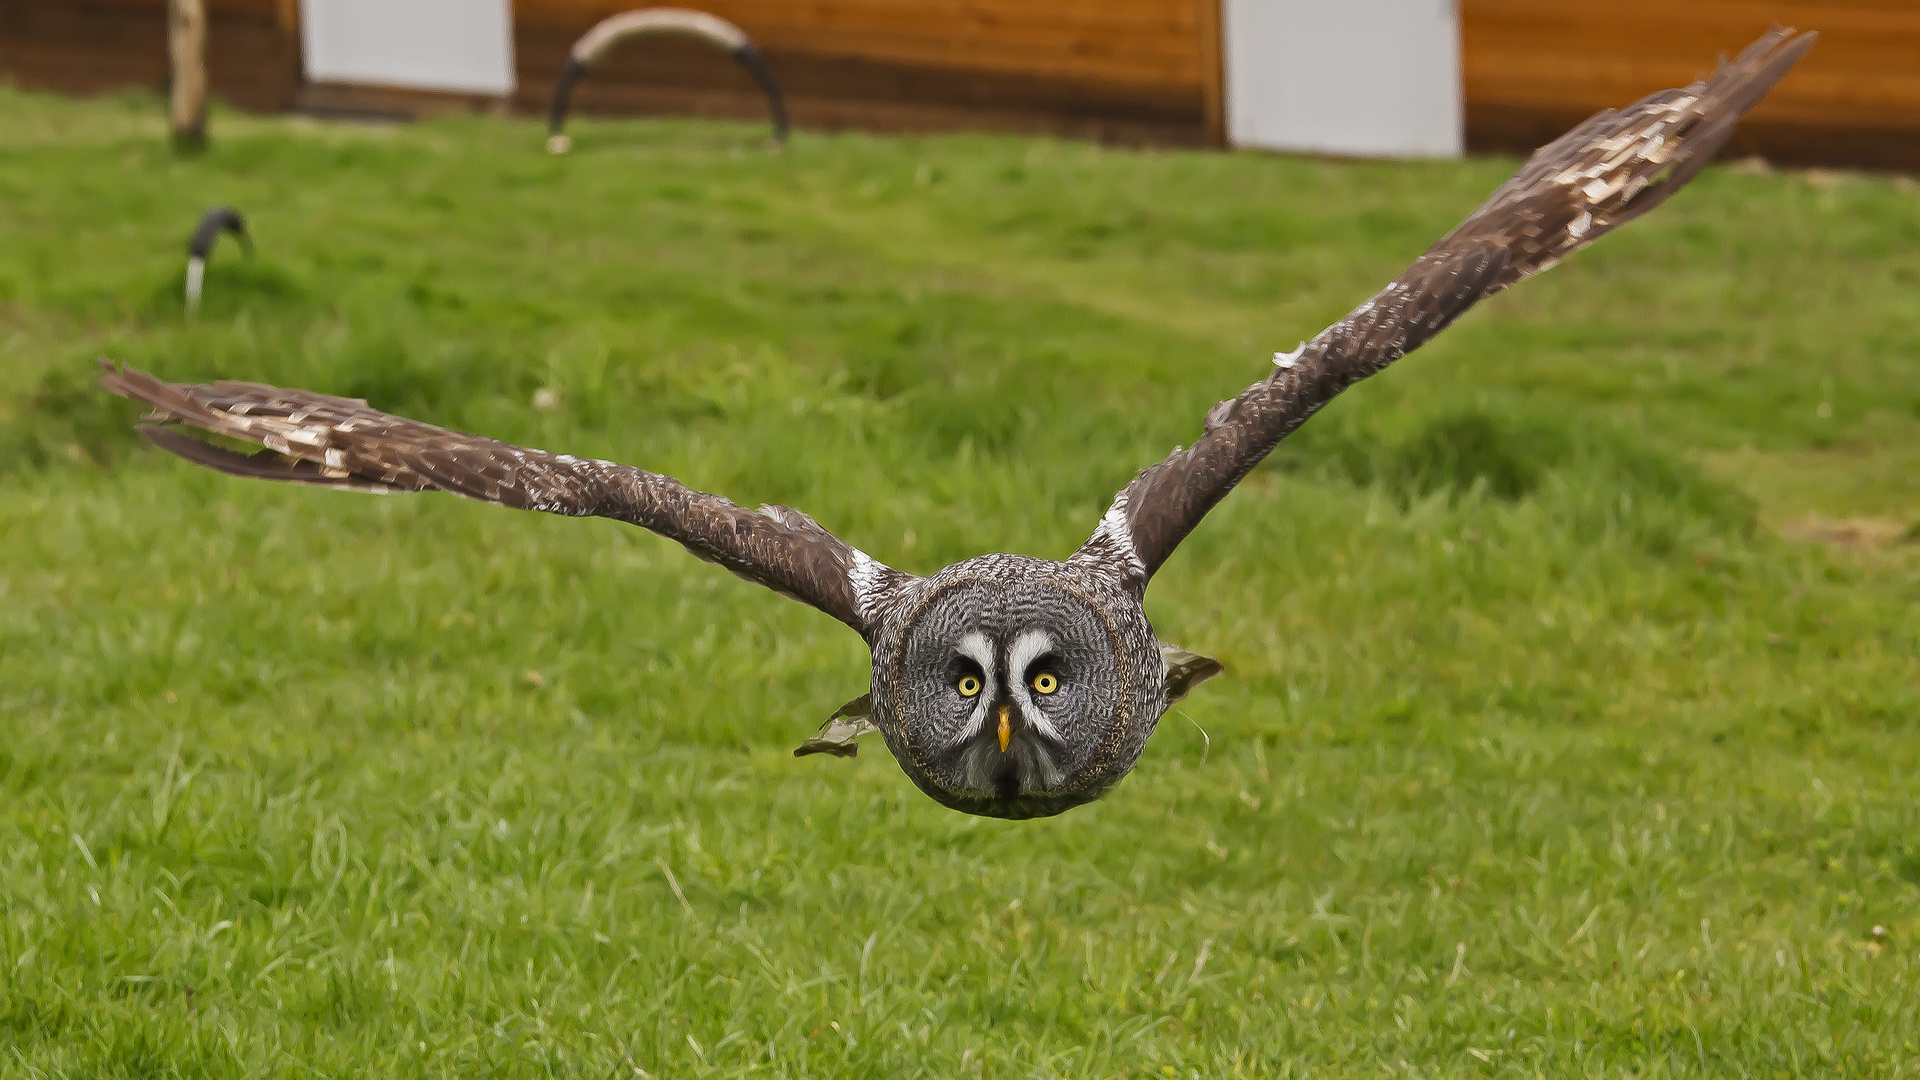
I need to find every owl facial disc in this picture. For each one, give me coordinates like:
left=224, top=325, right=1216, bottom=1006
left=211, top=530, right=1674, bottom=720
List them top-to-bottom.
left=866, top=556, right=1166, bottom=820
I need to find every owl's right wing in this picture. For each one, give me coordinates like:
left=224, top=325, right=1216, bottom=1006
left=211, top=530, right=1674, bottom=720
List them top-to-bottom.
left=1073, top=27, right=1815, bottom=595
left=99, top=362, right=911, bottom=638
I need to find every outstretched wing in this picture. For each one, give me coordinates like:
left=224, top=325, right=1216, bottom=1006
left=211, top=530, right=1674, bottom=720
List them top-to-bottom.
left=1074, top=27, right=1816, bottom=593
left=99, top=362, right=908, bottom=638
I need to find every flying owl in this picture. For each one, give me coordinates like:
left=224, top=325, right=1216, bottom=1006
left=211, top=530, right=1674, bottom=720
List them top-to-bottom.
left=101, top=30, right=1813, bottom=819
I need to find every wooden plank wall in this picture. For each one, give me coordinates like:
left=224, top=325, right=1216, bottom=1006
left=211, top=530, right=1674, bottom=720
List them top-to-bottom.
left=0, top=0, right=301, bottom=112
left=3, top=0, right=1916, bottom=168
left=511, top=0, right=1224, bottom=145
left=1461, top=0, right=1920, bottom=169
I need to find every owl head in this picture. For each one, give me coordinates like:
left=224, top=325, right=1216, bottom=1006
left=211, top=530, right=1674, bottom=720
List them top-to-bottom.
left=865, top=556, right=1169, bottom=820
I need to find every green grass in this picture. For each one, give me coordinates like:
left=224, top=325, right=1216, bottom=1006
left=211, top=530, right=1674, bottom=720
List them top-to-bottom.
left=2, top=89, right=1918, bottom=1077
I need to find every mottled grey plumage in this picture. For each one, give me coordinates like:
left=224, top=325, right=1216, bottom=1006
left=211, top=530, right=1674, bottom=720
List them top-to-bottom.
left=1085, top=28, right=1817, bottom=588
left=101, top=29, right=1813, bottom=819
left=99, top=366, right=898, bottom=634
left=865, top=554, right=1162, bottom=819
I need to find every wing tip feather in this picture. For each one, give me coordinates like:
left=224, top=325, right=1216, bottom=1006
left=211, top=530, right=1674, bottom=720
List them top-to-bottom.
left=97, top=358, right=162, bottom=410
left=135, top=422, right=411, bottom=493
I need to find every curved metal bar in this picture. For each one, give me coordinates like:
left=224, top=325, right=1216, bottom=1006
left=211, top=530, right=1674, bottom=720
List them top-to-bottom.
left=546, top=7, right=788, bottom=153
left=572, top=7, right=749, bottom=63
left=732, top=43, right=790, bottom=144
left=546, top=57, right=588, bottom=144
left=185, top=206, right=250, bottom=316
left=189, top=206, right=250, bottom=261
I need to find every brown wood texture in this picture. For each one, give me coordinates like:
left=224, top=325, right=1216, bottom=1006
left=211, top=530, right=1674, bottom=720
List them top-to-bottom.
left=0, top=0, right=301, bottom=112
left=5, top=0, right=1916, bottom=167
left=168, top=0, right=210, bottom=145
left=513, top=0, right=1222, bottom=144
left=1193, top=0, right=1222, bottom=144
left=1462, top=0, right=1920, bottom=169
left=295, top=82, right=511, bottom=121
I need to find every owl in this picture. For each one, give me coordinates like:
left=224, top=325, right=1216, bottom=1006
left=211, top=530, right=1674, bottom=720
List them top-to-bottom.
left=101, top=30, right=1813, bottom=819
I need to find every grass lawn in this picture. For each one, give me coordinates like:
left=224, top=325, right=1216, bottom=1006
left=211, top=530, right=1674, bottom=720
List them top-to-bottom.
left=1, top=89, right=1917, bottom=1077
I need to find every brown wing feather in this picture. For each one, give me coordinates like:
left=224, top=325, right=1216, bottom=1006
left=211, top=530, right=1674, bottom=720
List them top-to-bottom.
left=1077, top=27, right=1816, bottom=591
left=100, top=361, right=906, bottom=636
left=136, top=423, right=414, bottom=493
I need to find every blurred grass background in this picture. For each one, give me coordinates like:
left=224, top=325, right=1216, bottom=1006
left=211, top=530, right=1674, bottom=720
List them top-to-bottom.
left=0, top=89, right=1916, bottom=1077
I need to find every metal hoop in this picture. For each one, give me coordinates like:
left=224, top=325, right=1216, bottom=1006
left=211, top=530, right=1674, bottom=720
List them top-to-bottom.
left=546, top=7, right=790, bottom=153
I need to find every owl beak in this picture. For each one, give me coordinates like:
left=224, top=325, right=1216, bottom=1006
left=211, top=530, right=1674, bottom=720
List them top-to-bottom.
left=995, top=703, right=1013, bottom=753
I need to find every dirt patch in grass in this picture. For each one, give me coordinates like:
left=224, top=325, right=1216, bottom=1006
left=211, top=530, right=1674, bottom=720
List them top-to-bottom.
left=1778, top=514, right=1917, bottom=549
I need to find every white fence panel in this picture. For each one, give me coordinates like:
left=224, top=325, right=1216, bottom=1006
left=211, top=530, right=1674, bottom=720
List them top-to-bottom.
left=302, top=0, right=516, bottom=96
left=1222, top=0, right=1462, bottom=158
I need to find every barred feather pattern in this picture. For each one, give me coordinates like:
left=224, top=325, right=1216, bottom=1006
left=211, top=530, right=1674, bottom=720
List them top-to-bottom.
left=1077, top=27, right=1817, bottom=593
left=98, top=362, right=911, bottom=637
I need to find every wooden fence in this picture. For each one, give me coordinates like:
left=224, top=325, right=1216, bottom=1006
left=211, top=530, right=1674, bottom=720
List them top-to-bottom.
left=0, top=0, right=301, bottom=112
left=1, top=0, right=1915, bottom=167
left=511, top=0, right=1222, bottom=144
left=1462, top=0, right=1920, bottom=170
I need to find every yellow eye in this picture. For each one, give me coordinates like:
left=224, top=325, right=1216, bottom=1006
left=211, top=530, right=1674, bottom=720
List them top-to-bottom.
left=1031, top=672, right=1059, bottom=695
left=957, top=674, right=982, bottom=697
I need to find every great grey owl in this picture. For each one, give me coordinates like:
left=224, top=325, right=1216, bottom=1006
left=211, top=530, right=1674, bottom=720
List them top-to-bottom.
left=101, top=30, right=1813, bottom=819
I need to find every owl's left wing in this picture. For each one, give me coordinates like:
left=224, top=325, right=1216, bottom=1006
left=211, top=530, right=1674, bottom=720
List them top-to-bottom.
left=1074, top=27, right=1815, bottom=595
left=99, top=362, right=908, bottom=638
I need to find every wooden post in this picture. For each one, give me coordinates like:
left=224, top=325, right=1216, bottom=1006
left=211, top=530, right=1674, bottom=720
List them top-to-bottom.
left=169, top=0, right=209, bottom=150
left=274, top=0, right=304, bottom=110
left=1196, top=0, right=1225, bottom=146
